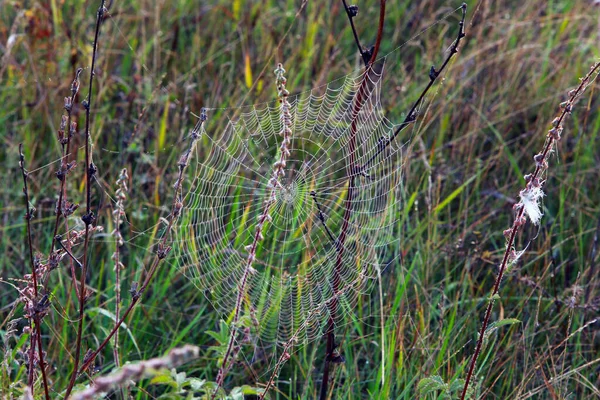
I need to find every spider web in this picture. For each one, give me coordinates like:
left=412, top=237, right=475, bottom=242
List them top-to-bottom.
left=171, top=61, right=406, bottom=349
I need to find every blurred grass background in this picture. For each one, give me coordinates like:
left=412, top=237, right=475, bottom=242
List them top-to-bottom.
left=1, top=0, right=600, bottom=398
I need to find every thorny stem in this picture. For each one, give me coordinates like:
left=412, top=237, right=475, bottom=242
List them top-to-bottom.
left=65, top=1, right=106, bottom=397
left=319, top=2, right=386, bottom=399
left=362, top=3, right=466, bottom=172
left=459, top=61, right=600, bottom=399
left=212, top=64, right=294, bottom=399
left=76, top=113, right=206, bottom=378
left=19, top=145, right=50, bottom=400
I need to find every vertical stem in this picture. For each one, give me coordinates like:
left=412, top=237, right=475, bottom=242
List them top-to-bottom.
left=65, top=2, right=106, bottom=397
left=319, top=3, right=386, bottom=399
left=50, top=69, right=82, bottom=297
left=19, top=144, right=50, bottom=400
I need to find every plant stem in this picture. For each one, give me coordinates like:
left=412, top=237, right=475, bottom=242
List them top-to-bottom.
left=65, top=2, right=106, bottom=397
left=319, top=3, right=386, bottom=399
left=361, top=3, right=466, bottom=172
left=459, top=60, right=600, bottom=400
left=212, top=64, right=294, bottom=398
left=76, top=113, right=206, bottom=378
left=19, top=144, right=50, bottom=400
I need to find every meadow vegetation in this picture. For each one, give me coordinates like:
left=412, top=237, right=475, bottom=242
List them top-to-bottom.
left=1, top=0, right=600, bottom=398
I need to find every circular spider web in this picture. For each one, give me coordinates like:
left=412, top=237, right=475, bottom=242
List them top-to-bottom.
left=172, top=61, right=405, bottom=347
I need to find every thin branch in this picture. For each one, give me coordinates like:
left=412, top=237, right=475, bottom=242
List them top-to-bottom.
left=341, top=0, right=368, bottom=65
left=65, top=1, right=106, bottom=397
left=319, top=2, right=386, bottom=399
left=362, top=3, right=466, bottom=172
left=459, top=60, right=600, bottom=399
left=76, top=112, right=206, bottom=378
left=19, top=144, right=50, bottom=400
left=310, top=191, right=339, bottom=248
left=54, top=236, right=84, bottom=268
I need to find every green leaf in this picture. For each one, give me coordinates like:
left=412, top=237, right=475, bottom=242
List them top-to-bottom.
left=418, top=375, right=447, bottom=396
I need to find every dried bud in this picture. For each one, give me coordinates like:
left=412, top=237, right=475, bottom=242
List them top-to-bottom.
left=64, top=96, right=72, bottom=111
left=70, top=121, right=77, bottom=137
left=547, top=127, right=562, bottom=141
left=514, top=215, right=527, bottom=227
left=156, top=244, right=172, bottom=259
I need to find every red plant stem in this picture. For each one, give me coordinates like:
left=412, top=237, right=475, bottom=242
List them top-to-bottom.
left=65, top=2, right=105, bottom=397
left=319, top=3, right=385, bottom=399
left=459, top=61, right=600, bottom=400
left=76, top=115, right=205, bottom=378
left=19, top=144, right=50, bottom=400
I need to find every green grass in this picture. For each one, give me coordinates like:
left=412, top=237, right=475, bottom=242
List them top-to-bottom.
left=1, top=0, right=600, bottom=399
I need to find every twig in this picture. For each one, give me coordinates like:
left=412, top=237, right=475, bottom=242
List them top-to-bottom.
left=341, top=0, right=369, bottom=66
left=65, top=1, right=106, bottom=397
left=319, top=2, right=386, bottom=399
left=361, top=3, right=466, bottom=172
left=459, top=60, right=600, bottom=400
left=76, top=111, right=206, bottom=378
left=19, top=144, right=50, bottom=399
left=310, top=191, right=339, bottom=248
left=55, top=236, right=84, bottom=268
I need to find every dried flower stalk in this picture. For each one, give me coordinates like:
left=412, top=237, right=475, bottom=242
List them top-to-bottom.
left=460, top=60, right=600, bottom=399
left=213, top=63, right=294, bottom=395
left=72, top=345, right=199, bottom=400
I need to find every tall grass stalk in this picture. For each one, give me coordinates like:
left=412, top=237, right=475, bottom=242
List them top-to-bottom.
left=65, top=1, right=107, bottom=396
left=460, top=60, right=600, bottom=400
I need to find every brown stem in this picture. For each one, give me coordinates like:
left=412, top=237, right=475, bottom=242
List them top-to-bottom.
left=65, top=2, right=106, bottom=397
left=319, top=3, right=386, bottom=399
left=459, top=61, right=600, bottom=399
left=50, top=68, right=82, bottom=297
left=76, top=113, right=206, bottom=378
left=19, top=144, right=50, bottom=400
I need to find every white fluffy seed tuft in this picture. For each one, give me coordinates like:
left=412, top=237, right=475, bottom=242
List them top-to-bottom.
left=519, top=186, right=544, bottom=225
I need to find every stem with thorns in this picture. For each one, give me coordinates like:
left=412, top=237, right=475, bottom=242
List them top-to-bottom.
left=65, top=1, right=106, bottom=397
left=318, top=2, right=385, bottom=399
left=459, top=61, right=600, bottom=399
left=212, top=64, right=294, bottom=398
left=76, top=112, right=206, bottom=378
left=19, top=144, right=50, bottom=400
